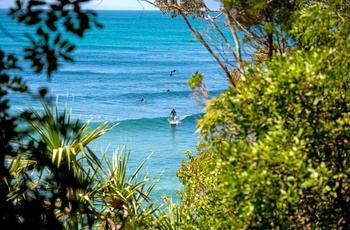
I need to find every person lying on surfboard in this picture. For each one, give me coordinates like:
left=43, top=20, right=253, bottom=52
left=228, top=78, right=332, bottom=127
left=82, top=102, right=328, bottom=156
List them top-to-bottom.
left=170, top=108, right=177, bottom=121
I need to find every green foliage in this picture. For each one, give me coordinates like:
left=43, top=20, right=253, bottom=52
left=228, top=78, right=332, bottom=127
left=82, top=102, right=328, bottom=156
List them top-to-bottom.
left=0, top=0, right=103, bottom=227
left=9, top=0, right=101, bottom=77
left=152, top=0, right=206, bottom=17
left=222, top=0, right=307, bottom=59
left=191, top=1, right=350, bottom=229
left=188, top=72, right=204, bottom=90
left=26, top=97, right=116, bottom=169
left=7, top=98, right=162, bottom=229
left=7, top=98, right=112, bottom=228
left=174, top=145, right=222, bottom=229
left=86, top=148, right=162, bottom=229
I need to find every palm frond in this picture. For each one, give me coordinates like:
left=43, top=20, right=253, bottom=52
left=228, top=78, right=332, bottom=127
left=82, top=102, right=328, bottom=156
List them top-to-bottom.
left=26, top=97, right=117, bottom=171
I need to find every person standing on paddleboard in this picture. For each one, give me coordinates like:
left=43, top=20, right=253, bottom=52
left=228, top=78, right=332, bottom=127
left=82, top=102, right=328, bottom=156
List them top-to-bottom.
left=170, top=108, right=177, bottom=121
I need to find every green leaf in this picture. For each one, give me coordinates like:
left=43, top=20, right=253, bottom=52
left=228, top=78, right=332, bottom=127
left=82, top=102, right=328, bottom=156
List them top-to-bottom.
left=54, top=34, right=61, bottom=45
left=66, top=44, right=76, bottom=53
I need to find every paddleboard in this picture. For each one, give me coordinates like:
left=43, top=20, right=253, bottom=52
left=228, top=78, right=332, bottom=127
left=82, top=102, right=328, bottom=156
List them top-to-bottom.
left=168, top=116, right=179, bottom=125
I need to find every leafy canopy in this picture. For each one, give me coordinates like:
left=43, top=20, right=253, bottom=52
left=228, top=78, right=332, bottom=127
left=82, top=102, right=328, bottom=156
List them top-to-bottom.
left=195, top=1, right=350, bottom=229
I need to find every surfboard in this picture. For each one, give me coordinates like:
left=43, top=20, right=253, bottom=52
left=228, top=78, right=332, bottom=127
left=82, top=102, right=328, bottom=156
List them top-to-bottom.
left=168, top=117, right=179, bottom=125
left=169, top=121, right=177, bottom=125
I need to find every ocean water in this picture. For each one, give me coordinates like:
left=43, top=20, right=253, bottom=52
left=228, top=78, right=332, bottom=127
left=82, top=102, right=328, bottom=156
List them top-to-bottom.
left=1, top=10, right=229, bottom=202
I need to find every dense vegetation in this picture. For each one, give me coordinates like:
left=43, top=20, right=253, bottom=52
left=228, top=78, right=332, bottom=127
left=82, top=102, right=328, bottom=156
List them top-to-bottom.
left=2, top=0, right=350, bottom=229
left=174, top=0, right=350, bottom=229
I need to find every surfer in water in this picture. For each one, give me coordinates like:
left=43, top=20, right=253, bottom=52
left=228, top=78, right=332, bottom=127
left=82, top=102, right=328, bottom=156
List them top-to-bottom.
left=170, top=69, right=176, bottom=76
left=170, top=108, right=177, bottom=121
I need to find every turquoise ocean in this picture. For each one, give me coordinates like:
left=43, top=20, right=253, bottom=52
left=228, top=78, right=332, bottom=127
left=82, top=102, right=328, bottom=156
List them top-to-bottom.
left=1, top=10, right=229, bottom=202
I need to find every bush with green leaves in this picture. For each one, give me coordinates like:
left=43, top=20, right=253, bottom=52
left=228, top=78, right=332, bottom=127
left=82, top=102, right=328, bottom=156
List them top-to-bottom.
left=1, top=0, right=101, bottom=227
left=191, top=1, right=350, bottom=229
left=9, top=97, right=163, bottom=229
